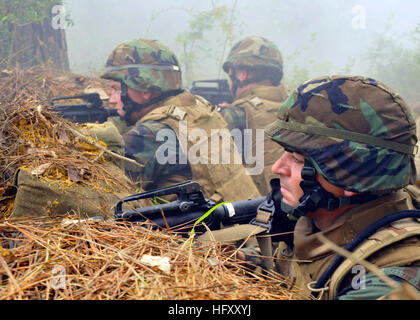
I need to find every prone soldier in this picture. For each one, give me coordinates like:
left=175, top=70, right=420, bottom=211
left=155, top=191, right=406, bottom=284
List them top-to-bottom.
left=219, top=36, right=289, bottom=195
left=100, top=38, right=261, bottom=202
left=263, top=75, right=420, bottom=299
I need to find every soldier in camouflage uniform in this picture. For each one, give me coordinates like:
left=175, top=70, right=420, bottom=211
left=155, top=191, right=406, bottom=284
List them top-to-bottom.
left=220, top=36, right=289, bottom=195
left=100, top=38, right=260, bottom=202
left=264, top=75, right=420, bottom=299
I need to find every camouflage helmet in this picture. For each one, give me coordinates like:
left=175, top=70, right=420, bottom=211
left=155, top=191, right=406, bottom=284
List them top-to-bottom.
left=222, top=36, right=283, bottom=79
left=100, top=38, right=182, bottom=93
left=265, top=75, right=418, bottom=194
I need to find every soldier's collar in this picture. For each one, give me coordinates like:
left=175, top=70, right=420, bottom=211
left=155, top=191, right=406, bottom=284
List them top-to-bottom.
left=235, top=84, right=287, bottom=101
left=293, top=190, right=412, bottom=260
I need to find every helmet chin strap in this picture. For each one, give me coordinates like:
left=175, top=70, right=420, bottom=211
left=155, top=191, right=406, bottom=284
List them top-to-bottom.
left=120, top=83, right=183, bottom=126
left=120, top=83, right=143, bottom=125
left=281, top=159, right=380, bottom=221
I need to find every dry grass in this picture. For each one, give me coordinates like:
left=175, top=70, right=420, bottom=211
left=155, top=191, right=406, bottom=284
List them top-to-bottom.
left=0, top=64, right=111, bottom=103
left=0, top=65, right=135, bottom=219
left=0, top=217, right=308, bottom=300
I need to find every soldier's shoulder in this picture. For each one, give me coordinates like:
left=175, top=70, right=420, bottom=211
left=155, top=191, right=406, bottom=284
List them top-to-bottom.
left=252, top=84, right=290, bottom=103
left=166, top=89, right=199, bottom=108
left=192, top=93, right=214, bottom=108
left=229, top=94, right=266, bottom=112
left=219, top=104, right=246, bottom=117
left=218, top=105, right=246, bottom=130
left=107, top=116, right=132, bottom=135
left=127, top=119, right=173, bottom=138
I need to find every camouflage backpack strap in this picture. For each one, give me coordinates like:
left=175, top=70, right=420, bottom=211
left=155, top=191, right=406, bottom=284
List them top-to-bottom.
left=140, top=90, right=206, bottom=123
left=194, top=94, right=216, bottom=112
left=233, top=94, right=264, bottom=110
left=140, top=104, right=188, bottom=122
left=197, top=205, right=275, bottom=271
left=329, top=218, right=420, bottom=298
left=197, top=224, right=267, bottom=244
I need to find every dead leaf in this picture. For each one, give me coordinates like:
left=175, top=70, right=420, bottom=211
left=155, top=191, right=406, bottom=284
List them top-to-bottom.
left=0, top=69, right=13, bottom=77
left=57, top=128, right=71, bottom=144
left=28, top=148, right=58, bottom=158
left=31, top=163, right=52, bottom=176
left=67, top=167, right=83, bottom=183
left=0, top=247, right=15, bottom=264
left=140, top=255, right=171, bottom=274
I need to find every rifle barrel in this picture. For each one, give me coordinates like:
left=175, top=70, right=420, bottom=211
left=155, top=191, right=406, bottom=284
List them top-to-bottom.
left=117, top=196, right=266, bottom=234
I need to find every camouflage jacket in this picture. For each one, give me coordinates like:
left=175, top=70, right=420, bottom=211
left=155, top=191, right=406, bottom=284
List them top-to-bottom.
left=219, top=84, right=289, bottom=195
left=219, top=84, right=288, bottom=131
left=122, top=90, right=262, bottom=204
left=122, top=92, right=193, bottom=191
left=278, top=187, right=420, bottom=300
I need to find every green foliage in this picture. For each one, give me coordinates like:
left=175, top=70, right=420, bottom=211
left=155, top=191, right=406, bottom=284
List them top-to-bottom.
left=0, top=0, right=71, bottom=67
left=0, top=0, right=63, bottom=26
left=175, top=4, right=238, bottom=86
left=414, top=23, right=420, bottom=42
left=414, top=23, right=420, bottom=64
left=365, top=24, right=420, bottom=105
left=282, top=32, right=355, bottom=90
left=283, top=33, right=317, bottom=89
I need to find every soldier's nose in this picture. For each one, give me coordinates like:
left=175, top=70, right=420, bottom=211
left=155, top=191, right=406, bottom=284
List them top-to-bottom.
left=109, top=89, right=120, bottom=104
left=271, top=152, right=291, bottom=176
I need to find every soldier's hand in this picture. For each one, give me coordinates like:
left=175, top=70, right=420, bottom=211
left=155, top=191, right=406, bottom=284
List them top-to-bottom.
left=217, top=102, right=230, bottom=108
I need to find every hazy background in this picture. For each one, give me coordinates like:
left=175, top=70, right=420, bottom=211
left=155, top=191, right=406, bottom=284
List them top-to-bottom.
left=62, top=0, right=420, bottom=104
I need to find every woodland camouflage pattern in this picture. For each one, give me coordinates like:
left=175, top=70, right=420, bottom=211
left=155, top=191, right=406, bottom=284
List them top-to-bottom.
left=222, top=36, right=283, bottom=76
left=101, top=39, right=182, bottom=93
left=265, top=75, right=418, bottom=193
left=219, top=105, right=246, bottom=132
left=123, top=120, right=191, bottom=190
left=337, top=266, right=420, bottom=300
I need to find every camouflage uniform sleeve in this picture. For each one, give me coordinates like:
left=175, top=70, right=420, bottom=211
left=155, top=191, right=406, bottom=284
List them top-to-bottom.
left=218, top=105, right=247, bottom=132
left=107, top=116, right=132, bottom=135
left=123, top=120, right=192, bottom=191
left=336, top=266, right=420, bottom=300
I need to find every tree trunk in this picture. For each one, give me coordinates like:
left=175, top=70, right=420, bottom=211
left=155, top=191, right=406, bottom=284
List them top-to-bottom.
left=10, top=17, right=69, bottom=70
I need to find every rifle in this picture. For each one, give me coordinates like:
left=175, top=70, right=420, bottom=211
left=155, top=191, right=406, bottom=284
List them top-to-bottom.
left=190, top=79, right=233, bottom=105
left=49, top=93, right=118, bottom=124
left=114, top=179, right=296, bottom=247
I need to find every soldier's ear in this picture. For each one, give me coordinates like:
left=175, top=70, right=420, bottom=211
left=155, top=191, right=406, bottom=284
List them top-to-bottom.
left=236, top=69, right=248, bottom=82
left=143, top=92, right=153, bottom=100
